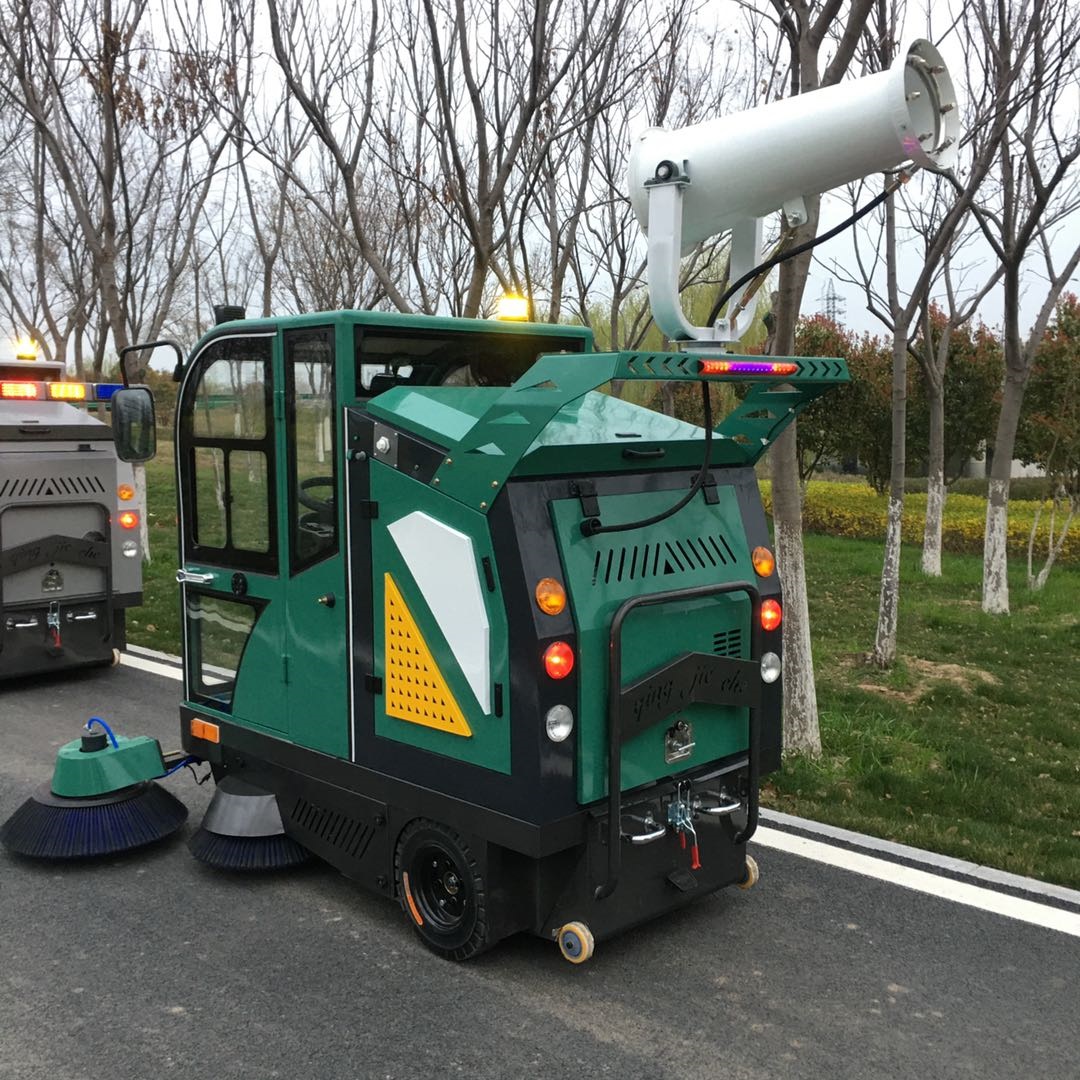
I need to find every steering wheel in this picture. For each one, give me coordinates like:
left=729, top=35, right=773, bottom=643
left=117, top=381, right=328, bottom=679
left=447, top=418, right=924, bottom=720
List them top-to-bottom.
left=298, top=475, right=335, bottom=517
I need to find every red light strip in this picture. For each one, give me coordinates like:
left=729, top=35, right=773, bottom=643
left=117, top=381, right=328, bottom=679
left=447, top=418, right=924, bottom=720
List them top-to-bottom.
left=1, top=381, right=40, bottom=399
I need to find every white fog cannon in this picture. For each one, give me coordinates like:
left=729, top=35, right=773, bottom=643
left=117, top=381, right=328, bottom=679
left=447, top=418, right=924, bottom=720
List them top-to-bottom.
left=628, top=39, right=960, bottom=345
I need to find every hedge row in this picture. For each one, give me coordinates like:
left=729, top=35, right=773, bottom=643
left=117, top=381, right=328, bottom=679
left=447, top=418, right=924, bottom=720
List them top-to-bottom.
left=760, top=481, right=1079, bottom=566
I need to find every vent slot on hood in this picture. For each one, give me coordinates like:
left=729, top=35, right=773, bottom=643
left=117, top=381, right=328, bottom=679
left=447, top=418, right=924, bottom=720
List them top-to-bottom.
left=0, top=475, right=107, bottom=499
left=590, top=533, right=736, bottom=586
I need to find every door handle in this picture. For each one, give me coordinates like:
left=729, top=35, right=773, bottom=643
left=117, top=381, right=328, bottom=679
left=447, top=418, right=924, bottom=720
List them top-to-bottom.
left=175, top=569, right=215, bottom=585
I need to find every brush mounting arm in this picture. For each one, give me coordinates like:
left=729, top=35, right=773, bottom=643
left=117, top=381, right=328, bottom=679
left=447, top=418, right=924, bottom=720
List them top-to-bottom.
left=645, top=163, right=764, bottom=347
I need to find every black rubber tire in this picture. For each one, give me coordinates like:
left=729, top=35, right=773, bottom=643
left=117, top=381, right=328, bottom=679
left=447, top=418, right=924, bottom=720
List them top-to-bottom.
left=394, top=819, right=490, bottom=961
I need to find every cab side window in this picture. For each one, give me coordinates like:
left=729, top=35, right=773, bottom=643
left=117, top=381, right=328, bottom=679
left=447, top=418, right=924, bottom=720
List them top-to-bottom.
left=285, top=328, right=337, bottom=572
left=183, top=336, right=276, bottom=572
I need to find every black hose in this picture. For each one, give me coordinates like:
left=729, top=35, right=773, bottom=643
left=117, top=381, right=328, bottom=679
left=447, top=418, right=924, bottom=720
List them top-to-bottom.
left=705, top=173, right=912, bottom=327
left=580, top=381, right=714, bottom=537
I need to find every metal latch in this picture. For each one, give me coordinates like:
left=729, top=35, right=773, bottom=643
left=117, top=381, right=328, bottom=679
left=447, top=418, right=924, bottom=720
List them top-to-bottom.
left=176, top=569, right=215, bottom=585
left=665, top=720, right=695, bottom=764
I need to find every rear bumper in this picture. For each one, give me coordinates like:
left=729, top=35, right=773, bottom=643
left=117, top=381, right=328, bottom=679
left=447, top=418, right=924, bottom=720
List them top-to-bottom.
left=0, top=596, right=117, bottom=678
left=534, top=762, right=752, bottom=942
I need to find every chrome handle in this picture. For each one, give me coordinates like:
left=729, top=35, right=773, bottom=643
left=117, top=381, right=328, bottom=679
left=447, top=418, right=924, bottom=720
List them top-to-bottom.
left=176, top=569, right=215, bottom=585
left=68, top=611, right=99, bottom=622
left=5, top=617, right=39, bottom=630
left=697, top=797, right=742, bottom=817
left=622, top=814, right=668, bottom=845
left=628, top=825, right=668, bottom=845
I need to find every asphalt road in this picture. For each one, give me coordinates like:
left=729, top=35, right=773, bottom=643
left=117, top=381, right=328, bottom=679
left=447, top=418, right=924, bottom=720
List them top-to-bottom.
left=2, top=661, right=1078, bottom=1080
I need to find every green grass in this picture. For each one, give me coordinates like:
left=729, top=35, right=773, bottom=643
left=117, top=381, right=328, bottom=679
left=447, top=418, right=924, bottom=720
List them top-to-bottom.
left=130, top=457, right=1080, bottom=889
left=765, top=533, right=1080, bottom=888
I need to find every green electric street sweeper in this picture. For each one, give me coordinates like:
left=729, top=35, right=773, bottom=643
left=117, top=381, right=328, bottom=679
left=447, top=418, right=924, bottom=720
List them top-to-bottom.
left=1, top=39, right=959, bottom=963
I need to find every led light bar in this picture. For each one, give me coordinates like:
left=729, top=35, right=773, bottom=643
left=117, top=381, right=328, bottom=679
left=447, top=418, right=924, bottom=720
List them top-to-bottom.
left=697, top=360, right=800, bottom=376
left=0, top=380, right=124, bottom=402
left=1, top=381, right=39, bottom=399
left=48, top=382, right=87, bottom=400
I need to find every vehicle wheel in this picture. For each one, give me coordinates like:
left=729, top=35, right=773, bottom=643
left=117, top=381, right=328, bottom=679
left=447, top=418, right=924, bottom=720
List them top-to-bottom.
left=394, top=819, right=490, bottom=961
left=737, top=853, right=760, bottom=890
left=557, top=921, right=594, bottom=964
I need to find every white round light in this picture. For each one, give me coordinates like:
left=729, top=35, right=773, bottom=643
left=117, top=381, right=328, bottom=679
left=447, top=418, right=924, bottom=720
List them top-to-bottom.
left=122, top=540, right=138, bottom=558
left=760, top=652, right=782, bottom=684
left=545, top=704, right=574, bottom=742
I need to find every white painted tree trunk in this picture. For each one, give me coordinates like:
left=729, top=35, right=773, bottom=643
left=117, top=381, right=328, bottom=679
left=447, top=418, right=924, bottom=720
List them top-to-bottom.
left=921, top=385, right=945, bottom=576
left=772, top=426, right=821, bottom=758
left=135, top=462, right=151, bottom=564
left=921, top=476, right=944, bottom=577
left=982, top=478, right=1011, bottom=614
left=1026, top=491, right=1075, bottom=591
left=872, top=496, right=903, bottom=666
left=775, top=519, right=821, bottom=759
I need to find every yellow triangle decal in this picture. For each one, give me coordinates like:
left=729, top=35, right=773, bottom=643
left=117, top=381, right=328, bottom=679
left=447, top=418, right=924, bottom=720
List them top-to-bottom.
left=384, top=573, right=472, bottom=737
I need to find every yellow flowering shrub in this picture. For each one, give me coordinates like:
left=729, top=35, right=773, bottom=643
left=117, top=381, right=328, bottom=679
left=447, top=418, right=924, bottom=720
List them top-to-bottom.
left=759, top=481, right=1079, bottom=566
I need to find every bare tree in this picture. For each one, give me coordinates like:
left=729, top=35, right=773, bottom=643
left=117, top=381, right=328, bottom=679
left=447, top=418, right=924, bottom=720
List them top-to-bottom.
left=758, top=0, right=875, bottom=755
left=960, top=0, right=1080, bottom=614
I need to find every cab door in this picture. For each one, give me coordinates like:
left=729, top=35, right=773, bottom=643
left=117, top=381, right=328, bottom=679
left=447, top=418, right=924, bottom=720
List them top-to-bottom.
left=279, top=327, right=348, bottom=757
left=176, top=331, right=287, bottom=732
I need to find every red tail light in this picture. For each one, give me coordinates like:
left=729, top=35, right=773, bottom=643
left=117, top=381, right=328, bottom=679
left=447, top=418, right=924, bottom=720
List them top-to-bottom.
left=760, top=599, right=782, bottom=632
left=543, top=641, right=575, bottom=680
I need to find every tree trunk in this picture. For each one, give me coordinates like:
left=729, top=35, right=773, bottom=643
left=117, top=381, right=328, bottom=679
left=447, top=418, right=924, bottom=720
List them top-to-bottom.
left=769, top=199, right=822, bottom=758
left=872, top=326, right=907, bottom=667
left=982, top=371, right=1025, bottom=613
left=921, top=378, right=945, bottom=576
left=772, top=424, right=820, bottom=756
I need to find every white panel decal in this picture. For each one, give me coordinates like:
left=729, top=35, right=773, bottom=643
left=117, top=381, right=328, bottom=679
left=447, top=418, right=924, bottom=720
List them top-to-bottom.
left=386, top=512, right=491, bottom=714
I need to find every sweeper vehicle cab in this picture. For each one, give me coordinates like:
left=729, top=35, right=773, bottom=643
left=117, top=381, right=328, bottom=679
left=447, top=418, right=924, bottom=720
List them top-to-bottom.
left=1, top=40, right=959, bottom=963
left=0, top=347, right=149, bottom=679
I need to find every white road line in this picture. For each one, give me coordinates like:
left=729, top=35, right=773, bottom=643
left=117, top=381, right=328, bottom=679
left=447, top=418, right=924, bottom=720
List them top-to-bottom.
left=120, top=652, right=182, bottom=681
left=761, top=808, right=1080, bottom=908
left=753, top=826, right=1080, bottom=938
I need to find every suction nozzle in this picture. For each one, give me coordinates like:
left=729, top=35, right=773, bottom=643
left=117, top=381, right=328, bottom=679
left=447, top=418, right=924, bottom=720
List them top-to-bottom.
left=0, top=717, right=187, bottom=860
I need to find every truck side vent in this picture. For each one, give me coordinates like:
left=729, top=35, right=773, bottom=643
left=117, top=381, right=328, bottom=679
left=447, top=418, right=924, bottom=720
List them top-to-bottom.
left=0, top=474, right=107, bottom=499
left=591, top=533, right=734, bottom=586
left=712, top=628, right=743, bottom=657
left=289, top=797, right=373, bottom=860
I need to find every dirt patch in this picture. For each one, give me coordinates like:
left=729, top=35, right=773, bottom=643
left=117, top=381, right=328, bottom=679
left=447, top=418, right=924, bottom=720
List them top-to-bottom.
left=851, top=654, right=1000, bottom=705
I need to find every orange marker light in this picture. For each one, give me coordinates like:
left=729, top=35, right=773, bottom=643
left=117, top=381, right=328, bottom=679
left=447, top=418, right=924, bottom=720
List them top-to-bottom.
left=1, top=381, right=38, bottom=399
left=48, top=382, right=86, bottom=400
left=117, top=484, right=135, bottom=501
left=118, top=510, right=139, bottom=530
left=752, top=546, right=775, bottom=577
left=535, top=578, right=567, bottom=616
left=760, top=599, right=782, bottom=632
left=543, top=641, right=575, bottom=680
left=190, top=717, right=220, bottom=743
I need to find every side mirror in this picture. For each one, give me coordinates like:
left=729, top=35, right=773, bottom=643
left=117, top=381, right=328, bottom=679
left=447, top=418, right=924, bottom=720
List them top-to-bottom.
left=112, top=386, right=157, bottom=463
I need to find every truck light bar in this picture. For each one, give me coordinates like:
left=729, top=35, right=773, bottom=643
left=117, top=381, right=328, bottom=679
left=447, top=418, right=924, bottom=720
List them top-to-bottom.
left=697, top=360, right=799, bottom=376
left=0, top=381, right=123, bottom=402
left=1, top=381, right=39, bottom=398
left=48, top=382, right=87, bottom=400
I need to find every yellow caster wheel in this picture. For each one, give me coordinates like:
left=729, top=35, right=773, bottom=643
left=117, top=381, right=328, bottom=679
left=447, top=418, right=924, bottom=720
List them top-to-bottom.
left=738, top=854, right=760, bottom=890
left=557, top=921, right=595, bottom=964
